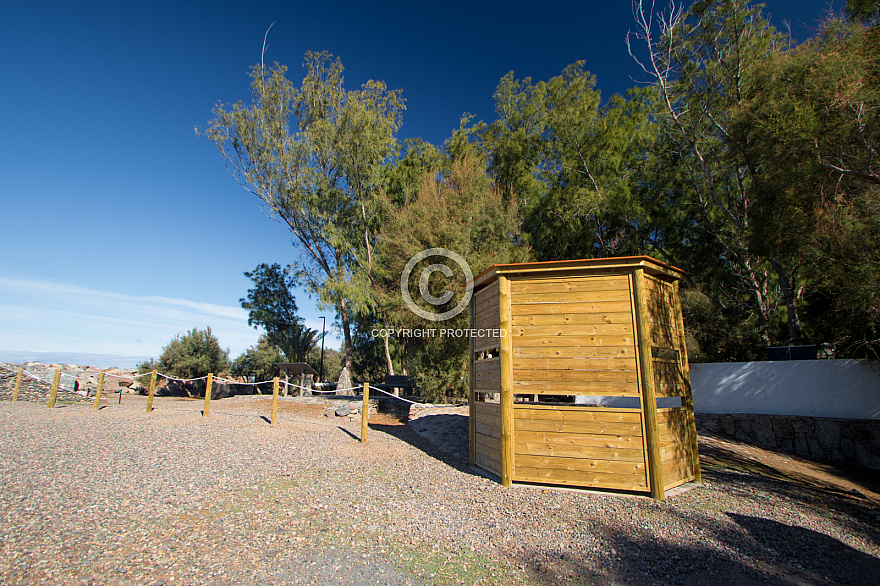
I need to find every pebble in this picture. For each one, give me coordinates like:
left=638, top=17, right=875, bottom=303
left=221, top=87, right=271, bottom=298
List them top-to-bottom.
left=0, top=395, right=877, bottom=585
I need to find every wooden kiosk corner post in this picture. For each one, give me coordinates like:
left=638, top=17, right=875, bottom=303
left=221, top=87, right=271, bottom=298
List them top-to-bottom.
left=468, top=256, right=700, bottom=500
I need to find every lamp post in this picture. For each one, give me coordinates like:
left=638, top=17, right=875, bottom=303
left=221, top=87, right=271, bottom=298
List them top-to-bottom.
left=319, top=315, right=326, bottom=382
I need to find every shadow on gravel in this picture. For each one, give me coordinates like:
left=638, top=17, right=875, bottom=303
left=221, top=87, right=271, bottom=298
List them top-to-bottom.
left=368, top=422, right=476, bottom=476
left=338, top=426, right=361, bottom=441
left=703, top=466, right=880, bottom=551
left=513, top=512, right=880, bottom=586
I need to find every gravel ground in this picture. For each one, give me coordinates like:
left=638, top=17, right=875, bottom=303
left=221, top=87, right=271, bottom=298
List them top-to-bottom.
left=1, top=396, right=879, bottom=586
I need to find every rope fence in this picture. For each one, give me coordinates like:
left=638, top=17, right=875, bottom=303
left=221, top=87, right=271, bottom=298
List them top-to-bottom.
left=3, top=364, right=429, bottom=442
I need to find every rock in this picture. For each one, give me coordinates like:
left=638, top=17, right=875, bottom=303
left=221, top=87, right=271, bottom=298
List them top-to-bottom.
left=336, top=367, right=352, bottom=395
left=335, top=405, right=351, bottom=417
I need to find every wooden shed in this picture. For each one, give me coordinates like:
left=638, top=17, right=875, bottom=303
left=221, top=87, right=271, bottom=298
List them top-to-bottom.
left=468, top=256, right=700, bottom=499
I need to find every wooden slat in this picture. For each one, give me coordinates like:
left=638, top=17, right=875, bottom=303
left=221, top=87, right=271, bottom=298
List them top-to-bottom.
left=510, top=276, right=630, bottom=294
left=474, top=282, right=499, bottom=303
left=512, top=290, right=630, bottom=305
left=511, top=301, right=633, bottom=316
left=511, top=311, right=634, bottom=327
left=475, top=312, right=500, bottom=328
left=511, top=324, right=633, bottom=338
left=513, top=333, right=636, bottom=348
left=513, top=346, right=635, bottom=359
left=514, top=357, right=637, bottom=371
left=514, top=369, right=639, bottom=383
left=511, top=380, right=640, bottom=395
left=474, top=401, right=501, bottom=417
left=513, top=406, right=641, bottom=423
left=515, top=418, right=643, bottom=436
left=475, top=421, right=502, bottom=439
left=515, top=430, right=643, bottom=449
left=476, top=432, right=501, bottom=453
left=515, top=441, right=645, bottom=462
left=660, top=444, right=693, bottom=463
left=474, top=451, right=502, bottom=476
left=515, top=454, right=646, bottom=476
left=662, top=458, right=694, bottom=482
left=513, top=467, right=649, bottom=491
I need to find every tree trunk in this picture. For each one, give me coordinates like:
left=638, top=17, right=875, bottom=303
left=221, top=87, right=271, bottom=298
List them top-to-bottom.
left=770, top=258, right=802, bottom=342
left=339, top=301, right=354, bottom=375
left=383, top=334, right=395, bottom=376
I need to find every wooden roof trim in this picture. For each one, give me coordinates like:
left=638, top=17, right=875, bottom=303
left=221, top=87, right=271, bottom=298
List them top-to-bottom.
left=471, top=256, right=686, bottom=288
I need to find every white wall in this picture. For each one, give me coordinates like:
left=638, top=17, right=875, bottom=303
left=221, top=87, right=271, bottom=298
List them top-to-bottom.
left=690, top=359, right=880, bottom=420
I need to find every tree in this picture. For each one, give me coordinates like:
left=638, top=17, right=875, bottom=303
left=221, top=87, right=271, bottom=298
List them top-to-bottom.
left=627, top=0, right=804, bottom=347
left=731, top=14, right=880, bottom=356
left=200, top=52, right=405, bottom=374
left=482, top=63, right=659, bottom=262
left=372, top=154, right=530, bottom=401
left=239, top=263, right=321, bottom=363
left=138, top=327, right=230, bottom=395
left=231, top=335, right=285, bottom=383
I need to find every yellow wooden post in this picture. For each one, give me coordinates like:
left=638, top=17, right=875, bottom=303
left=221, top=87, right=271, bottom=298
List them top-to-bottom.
left=632, top=268, right=665, bottom=500
left=498, top=275, right=515, bottom=487
left=673, top=280, right=702, bottom=483
left=468, top=295, right=477, bottom=467
left=12, top=368, right=23, bottom=402
left=47, top=370, right=61, bottom=408
left=93, top=370, right=105, bottom=410
left=146, top=370, right=157, bottom=413
left=203, top=373, right=213, bottom=417
left=271, top=377, right=279, bottom=425
left=360, top=382, right=369, bottom=442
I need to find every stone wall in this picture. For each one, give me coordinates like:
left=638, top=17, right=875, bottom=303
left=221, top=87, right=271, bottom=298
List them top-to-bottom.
left=696, top=413, right=880, bottom=470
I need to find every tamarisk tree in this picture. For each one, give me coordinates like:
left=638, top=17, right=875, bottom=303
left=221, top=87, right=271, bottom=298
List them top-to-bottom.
left=200, top=52, right=405, bottom=372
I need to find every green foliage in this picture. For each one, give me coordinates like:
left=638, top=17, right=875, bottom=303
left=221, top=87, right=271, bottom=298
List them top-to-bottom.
left=730, top=15, right=880, bottom=356
left=201, top=52, right=405, bottom=372
left=484, top=64, right=660, bottom=261
left=371, top=154, right=531, bottom=401
left=240, top=263, right=323, bottom=363
left=138, top=328, right=230, bottom=394
left=230, top=335, right=285, bottom=382
left=306, top=345, right=343, bottom=383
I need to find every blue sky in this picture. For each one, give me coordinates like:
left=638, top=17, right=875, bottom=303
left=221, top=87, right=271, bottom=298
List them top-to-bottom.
left=0, top=0, right=837, bottom=368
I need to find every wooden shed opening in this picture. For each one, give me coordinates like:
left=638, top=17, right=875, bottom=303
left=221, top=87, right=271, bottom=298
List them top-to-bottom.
left=467, top=256, right=701, bottom=500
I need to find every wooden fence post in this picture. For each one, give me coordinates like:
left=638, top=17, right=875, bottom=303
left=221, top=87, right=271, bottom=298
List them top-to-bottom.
left=632, top=268, right=665, bottom=501
left=498, top=275, right=515, bottom=487
left=12, top=368, right=23, bottom=402
left=47, top=370, right=61, bottom=408
left=93, top=370, right=105, bottom=410
left=146, top=370, right=157, bottom=413
left=203, top=373, right=213, bottom=417
left=271, top=377, right=279, bottom=425
left=360, top=382, right=369, bottom=443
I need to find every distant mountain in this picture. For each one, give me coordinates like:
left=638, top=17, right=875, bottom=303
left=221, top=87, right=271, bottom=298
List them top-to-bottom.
left=0, top=350, right=149, bottom=370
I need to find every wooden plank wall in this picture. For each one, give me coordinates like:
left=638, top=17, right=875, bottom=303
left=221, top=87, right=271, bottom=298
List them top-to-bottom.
left=509, top=275, right=639, bottom=396
left=645, top=275, right=695, bottom=488
left=644, top=276, right=684, bottom=398
left=472, top=282, right=502, bottom=477
left=474, top=282, right=501, bottom=352
left=474, top=401, right=502, bottom=476
left=512, top=405, right=648, bottom=490
left=658, top=408, right=695, bottom=488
